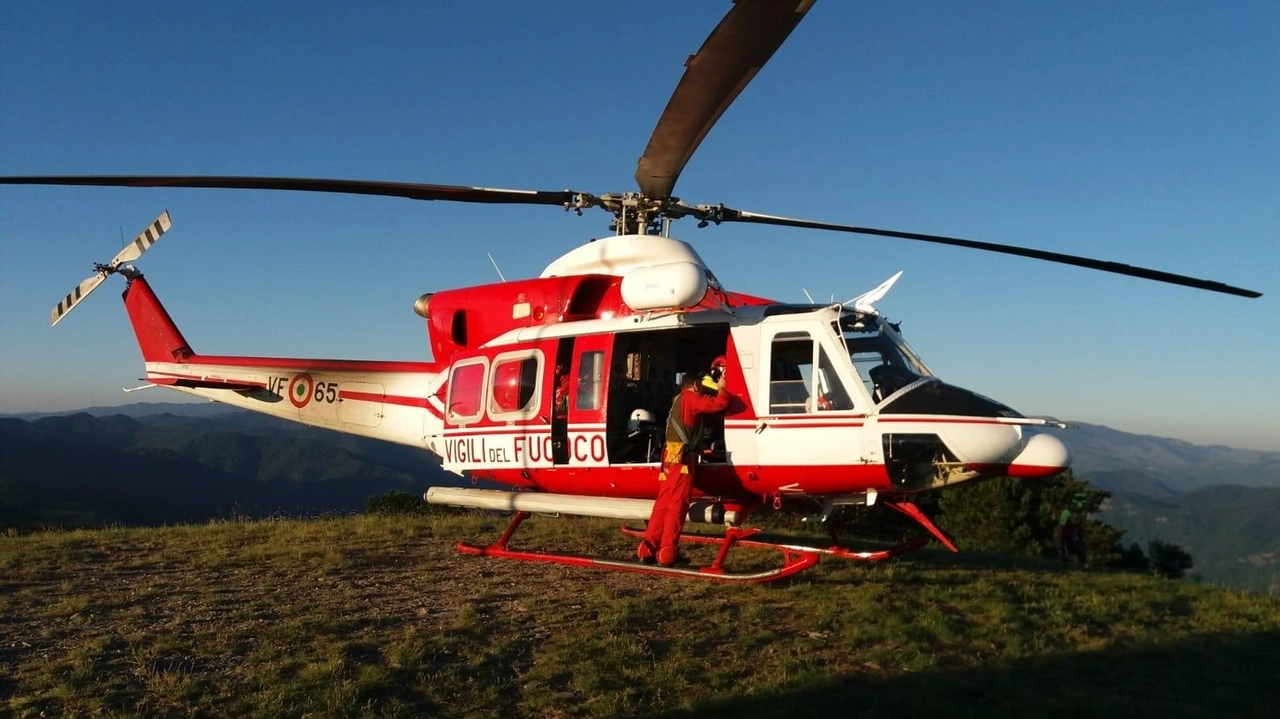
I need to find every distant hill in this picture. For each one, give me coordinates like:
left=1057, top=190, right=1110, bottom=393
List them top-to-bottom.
left=3, top=400, right=239, bottom=421
left=8, top=402, right=1280, bottom=593
left=12, top=404, right=1280, bottom=490
left=0, top=411, right=460, bottom=528
left=1050, top=422, right=1280, bottom=491
left=1033, top=424, right=1280, bottom=593
left=1078, top=468, right=1180, bottom=498
left=1103, top=484, right=1280, bottom=594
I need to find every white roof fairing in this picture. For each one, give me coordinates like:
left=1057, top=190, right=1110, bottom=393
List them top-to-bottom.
left=540, top=234, right=709, bottom=278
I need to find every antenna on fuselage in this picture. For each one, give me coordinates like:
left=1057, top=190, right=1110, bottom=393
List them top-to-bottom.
left=487, top=252, right=507, bottom=282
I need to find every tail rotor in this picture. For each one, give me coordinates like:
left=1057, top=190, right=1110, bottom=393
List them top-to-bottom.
left=51, top=210, right=171, bottom=326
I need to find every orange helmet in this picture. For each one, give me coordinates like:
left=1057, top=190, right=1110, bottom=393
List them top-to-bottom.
left=708, top=355, right=728, bottom=383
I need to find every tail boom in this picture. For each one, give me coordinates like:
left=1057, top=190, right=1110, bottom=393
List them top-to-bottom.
left=122, top=274, right=446, bottom=449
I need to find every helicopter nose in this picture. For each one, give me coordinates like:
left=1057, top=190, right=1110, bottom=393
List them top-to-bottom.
left=1006, top=432, right=1071, bottom=478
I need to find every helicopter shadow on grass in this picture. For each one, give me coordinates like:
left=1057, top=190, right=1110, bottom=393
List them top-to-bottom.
left=648, top=629, right=1280, bottom=719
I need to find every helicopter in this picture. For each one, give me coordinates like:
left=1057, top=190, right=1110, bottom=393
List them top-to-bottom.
left=2, top=0, right=1262, bottom=583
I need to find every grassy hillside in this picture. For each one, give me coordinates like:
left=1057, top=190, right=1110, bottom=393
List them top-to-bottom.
left=3, top=514, right=1279, bottom=718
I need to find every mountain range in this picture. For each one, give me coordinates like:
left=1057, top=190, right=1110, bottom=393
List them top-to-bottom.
left=4, top=402, right=1279, bottom=592
left=0, top=403, right=459, bottom=527
left=11, top=404, right=1280, bottom=490
left=1046, top=422, right=1280, bottom=491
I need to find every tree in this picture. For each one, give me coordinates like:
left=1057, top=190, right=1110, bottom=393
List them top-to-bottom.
left=933, top=469, right=1128, bottom=565
left=1147, top=539, right=1194, bottom=579
left=1117, top=542, right=1150, bottom=572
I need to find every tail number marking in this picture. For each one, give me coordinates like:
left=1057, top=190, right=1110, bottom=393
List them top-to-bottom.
left=279, top=374, right=340, bottom=408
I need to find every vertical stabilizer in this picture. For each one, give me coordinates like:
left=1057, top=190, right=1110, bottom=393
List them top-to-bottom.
left=122, top=275, right=195, bottom=362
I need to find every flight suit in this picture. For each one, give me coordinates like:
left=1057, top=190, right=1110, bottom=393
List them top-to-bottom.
left=638, top=376, right=729, bottom=566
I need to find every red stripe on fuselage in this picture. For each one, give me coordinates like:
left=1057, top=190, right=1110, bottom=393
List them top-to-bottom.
left=186, top=355, right=441, bottom=374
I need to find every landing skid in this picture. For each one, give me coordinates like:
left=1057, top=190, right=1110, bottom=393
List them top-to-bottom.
left=619, top=497, right=955, bottom=563
left=456, top=512, right=818, bottom=584
left=619, top=526, right=930, bottom=563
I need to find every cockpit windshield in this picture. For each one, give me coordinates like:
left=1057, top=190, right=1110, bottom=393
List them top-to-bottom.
left=839, top=314, right=934, bottom=403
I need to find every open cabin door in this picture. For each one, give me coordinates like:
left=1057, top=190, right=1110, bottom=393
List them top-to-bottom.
left=606, top=325, right=732, bottom=465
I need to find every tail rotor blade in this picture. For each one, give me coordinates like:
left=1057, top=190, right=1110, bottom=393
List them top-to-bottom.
left=50, top=210, right=175, bottom=327
left=110, top=210, right=171, bottom=266
left=51, top=272, right=107, bottom=326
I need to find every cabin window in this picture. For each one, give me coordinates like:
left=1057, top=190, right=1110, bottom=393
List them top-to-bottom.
left=576, top=350, right=605, bottom=411
left=489, top=351, right=542, bottom=419
left=446, top=360, right=487, bottom=424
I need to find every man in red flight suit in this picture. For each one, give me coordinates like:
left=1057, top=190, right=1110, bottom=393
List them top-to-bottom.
left=637, top=357, right=730, bottom=567
left=553, top=364, right=571, bottom=418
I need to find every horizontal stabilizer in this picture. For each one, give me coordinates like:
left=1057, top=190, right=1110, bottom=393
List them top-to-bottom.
left=148, top=376, right=264, bottom=392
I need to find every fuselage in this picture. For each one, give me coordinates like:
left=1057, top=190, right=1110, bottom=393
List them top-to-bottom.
left=120, top=233, right=1069, bottom=512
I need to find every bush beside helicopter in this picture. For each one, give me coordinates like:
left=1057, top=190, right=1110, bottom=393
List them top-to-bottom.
left=2, top=0, right=1259, bottom=582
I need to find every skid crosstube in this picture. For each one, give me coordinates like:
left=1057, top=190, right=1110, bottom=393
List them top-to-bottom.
left=456, top=512, right=818, bottom=584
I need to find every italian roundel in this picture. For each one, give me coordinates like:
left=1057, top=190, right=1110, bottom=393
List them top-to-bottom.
left=287, top=373, right=314, bottom=408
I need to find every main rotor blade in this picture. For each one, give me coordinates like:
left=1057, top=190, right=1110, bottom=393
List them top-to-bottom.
left=634, top=0, right=815, bottom=200
left=0, top=175, right=580, bottom=207
left=713, top=207, right=1262, bottom=298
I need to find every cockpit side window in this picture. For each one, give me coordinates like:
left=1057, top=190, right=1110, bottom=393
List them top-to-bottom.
left=767, top=331, right=857, bottom=413
left=769, top=333, right=812, bottom=414
left=846, top=335, right=926, bottom=404
left=816, top=346, right=854, bottom=411
left=849, top=347, right=886, bottom=398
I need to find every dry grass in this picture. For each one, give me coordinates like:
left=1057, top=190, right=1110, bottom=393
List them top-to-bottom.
left=3, top=513, right=1280, bottom=718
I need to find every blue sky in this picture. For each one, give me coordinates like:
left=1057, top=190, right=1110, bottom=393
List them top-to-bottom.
left=2, top=1, right=1277, bottom=450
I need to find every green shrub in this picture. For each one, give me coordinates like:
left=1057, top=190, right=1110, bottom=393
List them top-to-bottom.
left=365, top=490, right=431, bottom=516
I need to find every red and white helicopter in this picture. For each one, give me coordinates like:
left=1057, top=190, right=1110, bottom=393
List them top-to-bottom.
left=4, top=0, right=1260, bottom=583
